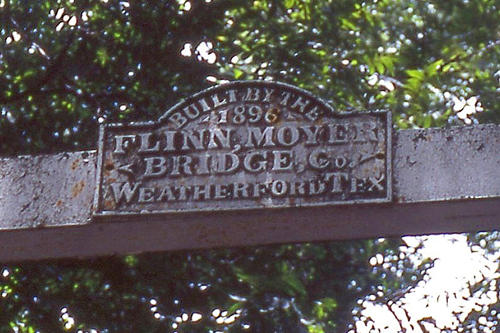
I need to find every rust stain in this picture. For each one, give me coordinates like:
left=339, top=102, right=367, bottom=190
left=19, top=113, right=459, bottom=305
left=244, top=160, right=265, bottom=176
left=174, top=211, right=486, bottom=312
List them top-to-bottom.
left=265, top=106, right=282, bottom=124
left=103, top=158, right=115, bottom=176
left=71, top=159, right=79, bottom=170
left=71, top=180, right=85, bottom=198
left=103, top=199, right=115, bottom=210
left=56, top=200, right=63, bottom=207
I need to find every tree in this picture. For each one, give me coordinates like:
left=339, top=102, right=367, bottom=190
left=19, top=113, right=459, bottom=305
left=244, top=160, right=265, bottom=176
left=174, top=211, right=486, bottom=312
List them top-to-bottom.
left=0, top=0, right=498, bottom=332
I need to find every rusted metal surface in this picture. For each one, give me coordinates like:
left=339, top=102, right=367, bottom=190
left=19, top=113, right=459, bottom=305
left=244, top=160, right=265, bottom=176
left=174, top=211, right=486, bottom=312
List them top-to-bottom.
left=95, top=82, right=391, bottom=216
left=0, top=124, right=498, bottom=262
left=394, top=124, right=500, bottom=202
left=0, top=151, right=95, bottom=230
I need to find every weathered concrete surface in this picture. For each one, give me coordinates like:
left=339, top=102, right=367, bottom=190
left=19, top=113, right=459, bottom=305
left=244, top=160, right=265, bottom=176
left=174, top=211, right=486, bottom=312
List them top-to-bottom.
left=0, top=124, right=498, bottom=262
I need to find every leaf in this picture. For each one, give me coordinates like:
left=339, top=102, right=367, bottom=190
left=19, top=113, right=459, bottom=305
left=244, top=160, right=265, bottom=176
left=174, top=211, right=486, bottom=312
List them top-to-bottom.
left=284, top=0, right=295, bottom=9
left=340, top=18, right=357, bottom=31
left=96, top=48, right=108, bottom=67
left=425, top=59, right=444, bottom=77
left=375, top=60, right=385, bottom=74
left=442, top=62, right=455, bottom=73
left=234, top=68, right=244, bottom=79
left=406, top=69, right=425, bottom=81
left=406, top=78, right=421, bottom=92
left=423, top=114, right=432, bottom=128
left=279, top=262, right=306, bottom=297
left=234, top=267, right=259, bottom=289
left=284, top=273, right=306, bottom=296
left=320, top=297, right=338, bottom=311
left=227, top=302, right=242, bottom=314
left=307, top=324, right=325, bottom=333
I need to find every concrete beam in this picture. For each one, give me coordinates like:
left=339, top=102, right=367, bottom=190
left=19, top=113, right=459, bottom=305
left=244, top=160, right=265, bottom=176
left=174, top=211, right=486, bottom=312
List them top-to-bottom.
left=0, top=124, right=499, bottom=262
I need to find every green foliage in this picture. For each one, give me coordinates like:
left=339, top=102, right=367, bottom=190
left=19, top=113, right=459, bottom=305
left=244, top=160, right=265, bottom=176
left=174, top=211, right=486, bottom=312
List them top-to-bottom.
left=0, top=0, right=499, bottom=331
left=1, top=0, right=499, bottom=157
left=1, top=241, right=408, bottom=332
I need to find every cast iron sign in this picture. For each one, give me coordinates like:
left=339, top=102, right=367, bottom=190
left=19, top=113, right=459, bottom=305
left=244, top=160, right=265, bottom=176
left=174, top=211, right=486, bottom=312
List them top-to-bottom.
left=94, top=81, right=392, bottom=216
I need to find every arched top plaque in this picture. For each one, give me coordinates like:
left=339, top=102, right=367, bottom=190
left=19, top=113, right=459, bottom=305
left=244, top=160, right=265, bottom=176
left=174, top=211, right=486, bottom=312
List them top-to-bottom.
left=95, top=81, right=391, bottom=217
left=158, top=81, right=337, bottom=126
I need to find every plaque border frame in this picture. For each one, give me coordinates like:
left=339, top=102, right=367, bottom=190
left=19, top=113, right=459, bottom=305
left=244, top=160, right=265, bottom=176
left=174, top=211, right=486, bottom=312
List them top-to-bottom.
left=93, top=81, right=392, bottom=217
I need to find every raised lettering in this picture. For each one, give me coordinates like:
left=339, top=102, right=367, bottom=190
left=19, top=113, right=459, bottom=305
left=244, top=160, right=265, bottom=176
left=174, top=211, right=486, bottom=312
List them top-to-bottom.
left=99, top=82, right=391, bottom=215
left=244, top=87, right=260, bottom=101
left=263, top=88, right=274, bottom=102
left=226, top=89, right=238, bottom=103
left=280, top=91, right=292, bottom=105
left=211, top=93, right=227, bottom=108
left=291, top=96, right=310, bottom=113
left=198, top=98, right=211, bottom=112
left=183, top=104, right=200, bottom=119
left=305, top=105, right=321, bottom=121
left=169, top=112, right=188, bottom=128
left=328, top=124, right=348, bottom=144
left=276, top=125, right=299, bottom=146
left=300, top=126, right=322, bottom=145
left=245, top=127, right=275, bottom=148
left=208, top=128, right=233, bottom=149
left=181, top=129, right=206, bottom=150
left=162, top=130, right=177, bottom=152
left=138, top=133, right=160, bottom=153
left=114, top=135, right=136, bottom=154
left=308, top=149, right=330, bottom=169
left=272, top=150, right=294, bottom=171
left=244, top=151, right=268, bottom=172
left=197, top=153, right=211, bottom=175
left=216, top=153, right=239, bottom=173
left=171, top=155, right=193, bottom=176
left=143, top=157, right=167, bottom=177
left=325, top=172, right=348, bottom=193
left=368, top=174, right=385, bottom=191
left=350, top=177, right=362, bottom=193
left=271, top=180, right=287, bottom=196
left=309, top=180, right=326, bottom=195
left=289, top=181, right=306, bottom=196
left=110, top=182, right=140, bottom=204
left=252, top=182, right=268, bottom=198
left=233, top=183, right=249, bottom=199
left=193, top=184, right=210, bottom=200
left=214, top=184, right=228, bottom=199
left=176, top=185, right=189, bottom=200
left=157, top=186, right=176, bottom=201
left=138, top=187, right=155, bottom=203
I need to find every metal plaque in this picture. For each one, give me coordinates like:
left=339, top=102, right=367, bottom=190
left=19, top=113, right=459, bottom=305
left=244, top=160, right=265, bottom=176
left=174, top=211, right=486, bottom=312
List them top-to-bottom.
left=94, top=81, right=392, bottom=217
